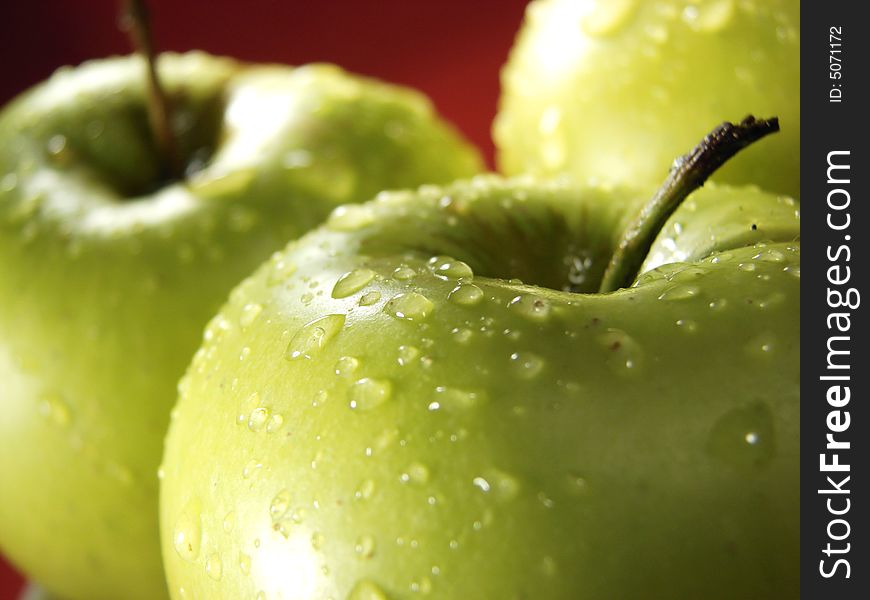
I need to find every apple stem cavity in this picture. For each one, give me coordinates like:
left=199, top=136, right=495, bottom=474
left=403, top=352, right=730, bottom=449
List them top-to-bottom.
left=121, top=0, right=182, bottom=182
left=598, top=116, right=780, bottom=294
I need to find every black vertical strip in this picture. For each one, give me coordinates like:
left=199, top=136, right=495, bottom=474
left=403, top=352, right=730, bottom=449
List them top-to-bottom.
left=802, top=2, right=868, bottom=598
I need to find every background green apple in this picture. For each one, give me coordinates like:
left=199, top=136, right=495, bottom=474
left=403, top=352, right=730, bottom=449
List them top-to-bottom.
left=494, top=0, right=800, bottom=197
left=0, top=52, right=481, bottom=600
left=160, top=174, right=800, bottom=598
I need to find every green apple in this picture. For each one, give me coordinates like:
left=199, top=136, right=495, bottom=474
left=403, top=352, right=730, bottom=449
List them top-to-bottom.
left=494, top=0, right=800, bottom=197
left=0, top=51, right=481, bottom=600
left=159, top=124, right=800, bottom=598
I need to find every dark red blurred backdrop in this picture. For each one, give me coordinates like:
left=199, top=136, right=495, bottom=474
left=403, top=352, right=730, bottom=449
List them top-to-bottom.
left=0, top=0, right=529, bottom=595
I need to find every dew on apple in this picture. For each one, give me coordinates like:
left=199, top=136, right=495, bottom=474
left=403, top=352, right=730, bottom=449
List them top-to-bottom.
left=327, top=204, right=375, bottom=231
left=427, top=255, right=474, bottom=280
left=267, top=257, right=297, bottom=285
left=392, top=265, right=417, bottom=281
left=332, top=268, right=376, bottom=298
left=447, top=282, right=484, bottom=306
left=657, top=284, right=701, bottom=301
left=359, top=290, right=381, bottom=306
left=384, top=292, right=434, bottom=321
left=509, top=294, right=552, bottom=322
left=285, top=313, right=346, bottom=360
left=675, top=318, right=698, bottom=333
left=598, top=328, right=644, bottom=375
left=397, top=344, right=420, bottom=366
left=509, top=351, right=545, bottom=379
left=334, top=355, right=360, bottom=377
left=348, top=377, right=393, bottom=411
left=431, top=385, right=485, bottom=412
left=37, top=392, right=71, bottom=427
left=706, top=402, right=775, bottom=468
left=247, top=406, right=270, bottom=432
left=266, top=412, right=285, bottom=433
left=242, top=458, right=263, bottom=479
left=400, top=462, right=430, bottom=485
left=354, top=479, right=377, bottom=502
left=269, top=489, right=292, bottom=520
left=172, top=498, right=203, bottom=562
left=222, top=511, right=235, bottom=533
left=354, top=534, right=376, bottom=559
left=238, top=551, right=252, bottom=576
left=205, top=553, right=223, bottom=581
left=347, top=579, right=388, bottom=600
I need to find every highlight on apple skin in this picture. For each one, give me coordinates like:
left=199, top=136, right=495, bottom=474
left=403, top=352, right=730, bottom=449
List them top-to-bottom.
left=0, top=51, right=482, bottom=600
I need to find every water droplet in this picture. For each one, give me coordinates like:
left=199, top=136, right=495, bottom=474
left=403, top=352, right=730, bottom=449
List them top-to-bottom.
left=580, top=0, right=636, bottom=35
left=682, top=0, right=734, bottom=32
left=327, top=205, right=375, bottom=231
left=428, top=256, right=474, bottom=280
left=268, top=258, right=297, bottom=285
left=738, top=262, right=757, bottom=272
left=392, top=266, right=418, bottom=281
left=333, top=269, right=376, bottom=298
left=448, top=283, right=484, bottom=306
left=658, top=285, right=701, bottom=301
left=359, top=291, right=381, bottom=306
left=384, top=293, right=434, bottom=321
left=509, top=295, right=551, bottom=321
left=240, top=303, right=263, bottom=328
left=286, top=314, right=346, bottom=360
left=675, top=319, right=698, bottom=333
left=452, top=328, right=473, bottom=344
left=598, top=329, right=643, bottom=375
left=746, top=333, right=777, bottom=357
left=397, top=345, right=420, bottom=366
left=239, top=346, right=251, bottom=361
left=509, top=351, right=544, bottom=379
left=335, top=356, right=360, bottom=377
left=349, top=378, right=393, bottom=411
left=429, top=386, right=485, bottom=412
left=38, top=392, right=71, bottom=427
left=707, top=403, right=775, bottom=468
left=248, top=407, right=271, bottom=432
left=266, top=413, right=285, bottom=433
left=243, top=459, right=263, bottom=479
left=400, top=462, right=430, bottom=485
left=476, top=469, right=520, bottom=501
left=564, top=473, right=590, bottom=497
left=355, top=479, right=376, bottom=501
left=270, top=489, right=292, bottom=520
left=173, top=498, right=203, bottom=562
left=222, top=511, right=235, bottom=533
left=355, top=535, right=376, bottom=558
left=239, top=552, right=251, bottom=576
left=206, top=553, right=223, bottom=581
left=348, top=580, right=388, bottom=600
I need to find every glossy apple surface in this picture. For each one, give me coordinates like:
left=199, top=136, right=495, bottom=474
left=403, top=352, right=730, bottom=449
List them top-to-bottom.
left=494, top=0, right=800, bottom=197
left=0, top=52, right=481, bottom=600
left=161, top=175, right=800, bottom=598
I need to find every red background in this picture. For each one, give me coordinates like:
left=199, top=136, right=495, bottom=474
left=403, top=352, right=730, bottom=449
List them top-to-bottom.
left=0, top=0, right=529, bottom=595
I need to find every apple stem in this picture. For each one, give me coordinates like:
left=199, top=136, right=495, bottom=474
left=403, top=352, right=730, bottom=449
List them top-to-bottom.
left=121, top=0, right=182, bottom=181
left=597, top=116, right=779, bottom=293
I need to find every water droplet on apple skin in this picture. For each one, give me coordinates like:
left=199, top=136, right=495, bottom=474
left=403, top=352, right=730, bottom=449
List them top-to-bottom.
left=332, top=268, right=376, bottom=298
left=384, top=292, right=434, bottom=321
left=285, top=314, right=346, bottom=360
left=349, top=378, right=393, bottom=411
left=707, top=402, right=776, bottom=469
left=172, top=498, right=203, bottom=562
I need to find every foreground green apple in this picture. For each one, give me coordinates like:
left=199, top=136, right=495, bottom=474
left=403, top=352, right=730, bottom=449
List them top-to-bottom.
left=494, top=0, right=800, bottom=197
left=0, top=52, right=481, bottom=600
left=160, top=124, right=800, bottom=597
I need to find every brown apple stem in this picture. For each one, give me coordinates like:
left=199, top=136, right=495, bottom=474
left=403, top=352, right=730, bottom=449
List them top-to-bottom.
left=121, top=0, right=182, bottom=180
left=597, top=116, right=780, bottom=294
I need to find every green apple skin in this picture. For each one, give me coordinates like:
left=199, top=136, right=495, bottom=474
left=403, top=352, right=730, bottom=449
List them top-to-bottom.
left=494, top=0, right=800, bottom=198
left=0, top=52, right=481, bottom=600
left=160, top=176, right=800, bottom=599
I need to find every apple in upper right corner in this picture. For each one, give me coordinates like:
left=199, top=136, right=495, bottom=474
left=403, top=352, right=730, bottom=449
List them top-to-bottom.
left=494, top=0, right=800, bottom=198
